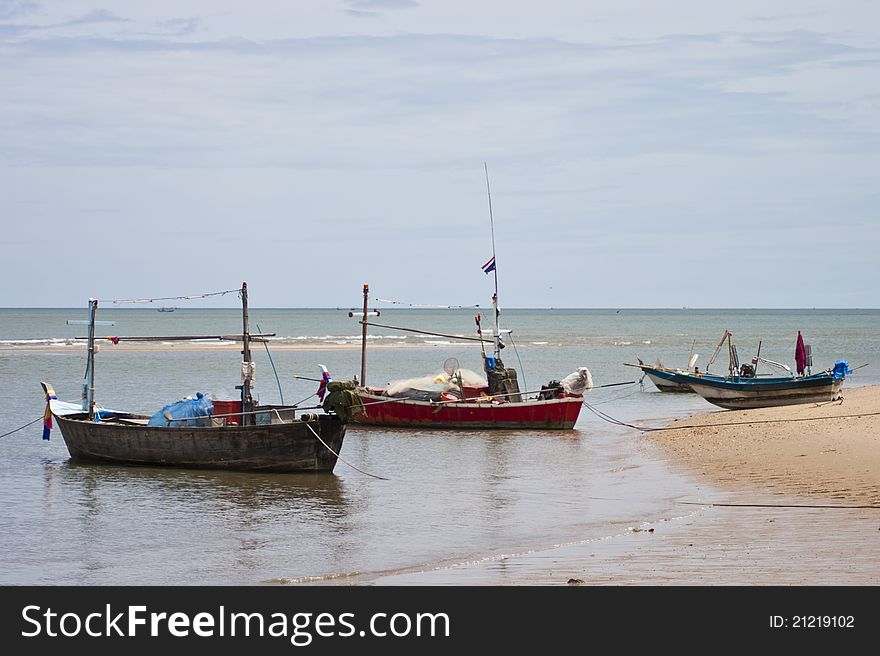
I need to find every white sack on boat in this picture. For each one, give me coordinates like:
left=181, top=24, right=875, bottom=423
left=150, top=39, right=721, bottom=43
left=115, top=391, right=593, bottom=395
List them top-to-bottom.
left=241, top=361, right=256, bottom=383
left=561, top=367, right=593, bottom=394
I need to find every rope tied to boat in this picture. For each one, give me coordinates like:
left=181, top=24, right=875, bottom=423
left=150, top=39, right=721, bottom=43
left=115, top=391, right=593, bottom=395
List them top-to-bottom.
left=582, top=399, right=880, bottom=432
left=0, top=416, right=43, bottom=439
left=303, top=421, right=389, bottom=480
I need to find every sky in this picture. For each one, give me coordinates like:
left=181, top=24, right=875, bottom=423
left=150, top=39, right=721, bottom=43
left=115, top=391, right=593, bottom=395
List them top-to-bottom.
left=1, top=0, right=878, bottom=308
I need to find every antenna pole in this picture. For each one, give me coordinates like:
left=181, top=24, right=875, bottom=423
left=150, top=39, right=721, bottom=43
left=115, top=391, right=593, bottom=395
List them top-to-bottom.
left=484, top=162, right=501, bottom=358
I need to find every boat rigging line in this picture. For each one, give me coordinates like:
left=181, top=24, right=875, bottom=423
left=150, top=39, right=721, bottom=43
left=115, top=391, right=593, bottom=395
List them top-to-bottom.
left=98, top=287, right=243, bottom=305
left=375, top=298, right=477, bottom=309
left=360, top=320, right=491, bottom=343
left=256, top=323, right=284, bottom=405
left=507, top=333, right=528, bottom=394
left=303, top=422, right=389, bottom=480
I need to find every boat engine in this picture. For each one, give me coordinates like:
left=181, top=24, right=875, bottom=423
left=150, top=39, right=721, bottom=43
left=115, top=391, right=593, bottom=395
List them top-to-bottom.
left=486, top=358, right=522, bottom=402
left=739, top=363, right=756, bottom=378
left=538, top=380, right=564, bottom=400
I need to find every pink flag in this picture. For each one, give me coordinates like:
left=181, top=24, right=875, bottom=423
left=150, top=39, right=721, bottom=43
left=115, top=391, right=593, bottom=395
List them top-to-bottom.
left=795, top=331, right=806, bottom=375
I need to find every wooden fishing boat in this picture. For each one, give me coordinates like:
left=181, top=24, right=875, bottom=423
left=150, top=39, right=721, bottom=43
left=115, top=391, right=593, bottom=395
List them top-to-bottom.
left=347, top=167, right=590, bottom=430
left=42, top=283, right=347, bottom=473
left=348, top=293, right=589, bottom=430
left=677, top=331, right=849, bottom=409
left=681, top=371, right=844, bottom=410
left=354, top=387, right=584, bottom=429
left=46, top=400, right=346, bottom=473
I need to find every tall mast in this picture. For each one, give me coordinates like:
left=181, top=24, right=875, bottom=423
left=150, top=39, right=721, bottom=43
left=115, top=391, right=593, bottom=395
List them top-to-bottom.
left=484, top=162, right=501, bottom=358
left=240, top=281, right=253, bottom=424
left=360, top=283, right=369, bottom=386
left=85, top=298, right=98, bottom=420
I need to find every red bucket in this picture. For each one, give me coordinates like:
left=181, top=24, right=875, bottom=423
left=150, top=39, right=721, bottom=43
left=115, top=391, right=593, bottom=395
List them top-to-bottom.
left=212, top=399, right=242, bottom=425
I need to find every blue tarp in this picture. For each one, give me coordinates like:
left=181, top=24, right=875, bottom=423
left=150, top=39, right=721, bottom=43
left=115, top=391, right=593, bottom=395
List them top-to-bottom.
left=832, top=360, right=852, bottom=380
left=147, top=392, right=213, bottom=427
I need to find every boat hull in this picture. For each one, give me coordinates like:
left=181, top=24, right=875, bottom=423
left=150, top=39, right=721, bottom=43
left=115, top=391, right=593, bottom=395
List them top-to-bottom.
left=637, top=365, right=726, bottom=393
left=641, top=368, right=697, bottom=392
left=684, top=374, right=843, bottom=410
left=354, top=393, right=583, bottom=429
left=54, top=413, right=347, bottom=473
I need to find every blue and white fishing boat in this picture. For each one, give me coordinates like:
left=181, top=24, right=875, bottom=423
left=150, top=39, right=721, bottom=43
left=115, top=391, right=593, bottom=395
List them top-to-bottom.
left=678, top=332, right=851, bottom=410
left=681, top=369, right=846, bottom=409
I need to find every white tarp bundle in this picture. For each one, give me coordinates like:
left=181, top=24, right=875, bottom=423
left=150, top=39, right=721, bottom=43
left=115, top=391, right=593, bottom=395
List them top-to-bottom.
left=560, top=367, right=593, bottom=394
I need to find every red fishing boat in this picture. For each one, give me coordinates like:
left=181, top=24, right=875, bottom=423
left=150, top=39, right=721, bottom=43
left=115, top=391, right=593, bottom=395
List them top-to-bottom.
left=349, top=167, right=591, bottom=430
left=350, top=295, right=590, bottom=430
left=354, top=385, right=585, bottom=430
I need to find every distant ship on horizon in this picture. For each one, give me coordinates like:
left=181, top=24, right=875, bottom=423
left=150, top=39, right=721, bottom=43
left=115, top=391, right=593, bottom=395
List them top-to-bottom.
left=157, top=306, right=176, bottom=313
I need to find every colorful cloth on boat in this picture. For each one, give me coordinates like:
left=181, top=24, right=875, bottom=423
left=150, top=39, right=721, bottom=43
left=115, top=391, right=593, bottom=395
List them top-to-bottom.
left=482, top=256, right=496, bottom=274
left=795, top=331, right=806, bottom=375
left=832, top=360, right=852, bottom=380
left=316, top=365, right=331, bottom=402
left=43, top=386, right=57, bottom=441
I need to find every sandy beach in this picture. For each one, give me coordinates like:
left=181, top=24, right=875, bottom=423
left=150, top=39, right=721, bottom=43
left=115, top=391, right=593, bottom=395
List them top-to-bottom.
left=0, top=342, right=398, bottom=352
left=370, top=384, right=880, bottom=585
left=650, top=384, right=880, bottom=505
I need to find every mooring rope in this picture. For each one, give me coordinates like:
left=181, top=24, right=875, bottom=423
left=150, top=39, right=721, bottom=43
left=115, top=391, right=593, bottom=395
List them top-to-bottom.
left=583, top=382, right=642, bottom=406
left=583, top=400, right=880, bottom=432
left=0, top=416, right=42, bottom=439
left=304, top=421, right=389, bottom=480
left=678, top=500, right=880, bottom=510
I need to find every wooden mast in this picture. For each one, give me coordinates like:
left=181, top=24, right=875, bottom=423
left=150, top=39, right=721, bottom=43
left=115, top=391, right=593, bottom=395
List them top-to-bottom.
left=240, top=281, right=253, bottom=425
left=360, top=283, right=369, bottom=386
left=85, top=298, right=98, bottom=420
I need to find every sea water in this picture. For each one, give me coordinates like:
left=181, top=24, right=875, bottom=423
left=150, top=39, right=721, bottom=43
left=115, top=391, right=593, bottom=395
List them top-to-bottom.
left=0, top=308, right=877, bottom=584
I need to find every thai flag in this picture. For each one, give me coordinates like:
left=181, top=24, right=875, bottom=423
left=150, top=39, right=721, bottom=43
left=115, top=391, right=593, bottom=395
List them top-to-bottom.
left=481, top=256, right=496, bottom=274
left=316, top=365, right=331, bottom=402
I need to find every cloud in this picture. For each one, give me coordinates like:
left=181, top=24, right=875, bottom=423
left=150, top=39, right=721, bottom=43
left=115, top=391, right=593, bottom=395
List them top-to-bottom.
left=0, top=0, right=38, bottom=20
left=343, top=0, right=418, bottom=18
left=345, top=0, right=418, bottom=9
left=2, top=6, right=879, bottom=307
left=59, top=8, right=130, bottom=27
left=157, top=16, right=199, bottom=36
left=3, top=29, right=878, bottom=173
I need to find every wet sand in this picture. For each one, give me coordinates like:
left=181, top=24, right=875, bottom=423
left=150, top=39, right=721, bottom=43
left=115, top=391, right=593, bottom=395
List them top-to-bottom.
left=365, top=384, right=880, bottom=585
left=651, top=384, right=880, bottom=505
